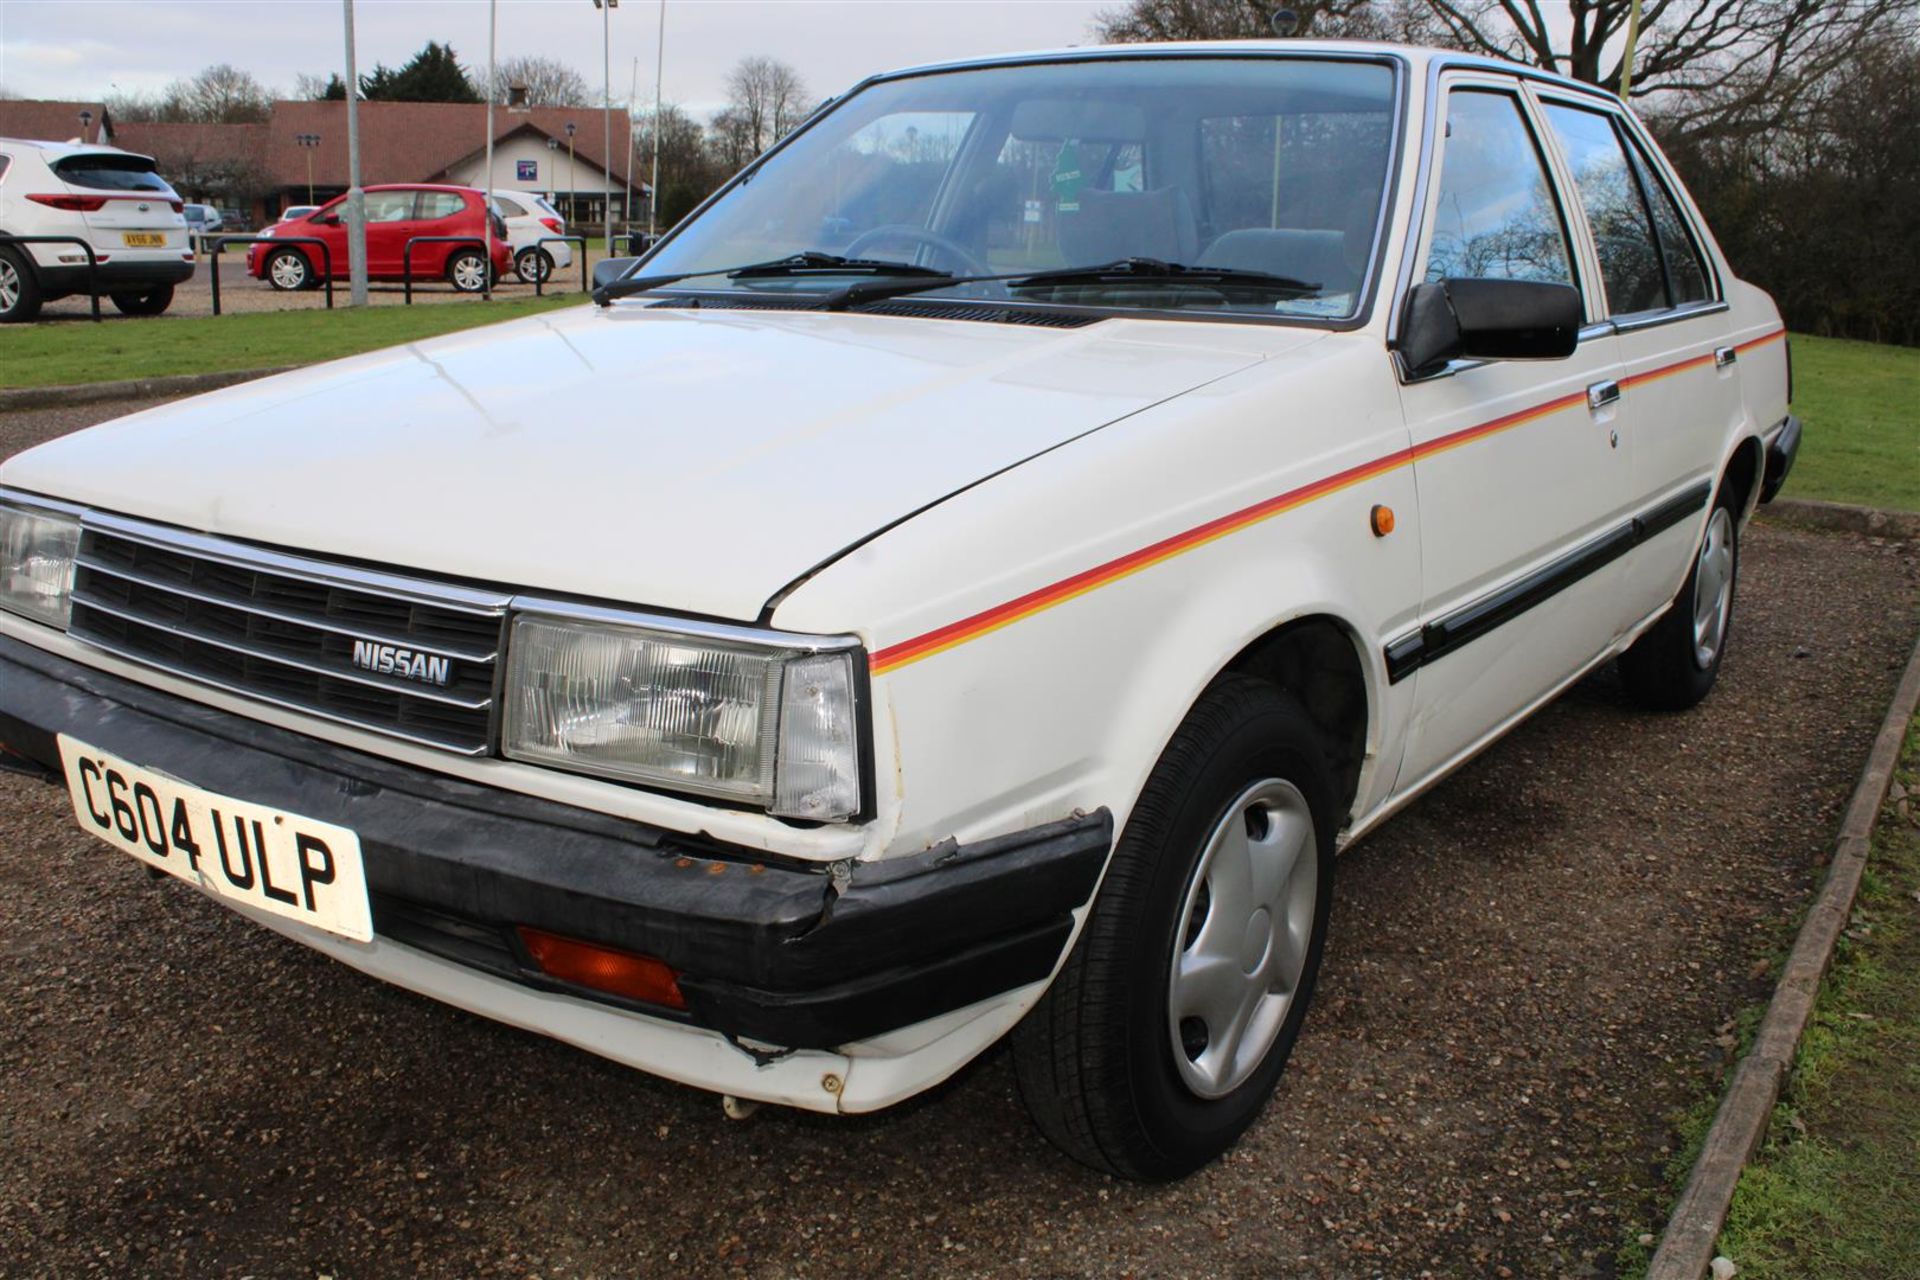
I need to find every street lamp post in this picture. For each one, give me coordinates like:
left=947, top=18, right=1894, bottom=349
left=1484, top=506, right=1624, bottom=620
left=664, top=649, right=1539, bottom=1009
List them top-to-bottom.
left=593, top=0, right=617, bottom=254
left=649, top=0, right=665, bottom=239
left=78, top=109, right=93, bottom=143
left=565, top=121, right=577, bottom=225
left=295, top=133, right=322, bottom=205
left=546, top=136, right=561, bottom=210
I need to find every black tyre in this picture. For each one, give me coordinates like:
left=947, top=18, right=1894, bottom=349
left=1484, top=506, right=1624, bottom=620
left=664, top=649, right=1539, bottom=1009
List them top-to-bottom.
left=0, top=246, right=44, bottom=323
left=515, top=247, right=554, bottom=284
left=264, top=248, right=314, bottom=291
left=446, top=249, right=491, bottom=293
left=109, top=285, right=175, bottom=316
left=1618, top=495, right=1738, bottom=711
left=1012, top=675, right=1337, bottom=1180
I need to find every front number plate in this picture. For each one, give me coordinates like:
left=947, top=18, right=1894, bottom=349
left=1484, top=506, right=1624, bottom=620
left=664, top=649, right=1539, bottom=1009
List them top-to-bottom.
left=57, top=735, right=373, bottom=942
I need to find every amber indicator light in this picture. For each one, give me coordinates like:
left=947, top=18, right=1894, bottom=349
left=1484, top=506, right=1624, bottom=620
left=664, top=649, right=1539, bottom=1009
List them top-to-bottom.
left=1370, top=504, right=1396, bottom=537
left=517, top=926, right=687, bottom=1010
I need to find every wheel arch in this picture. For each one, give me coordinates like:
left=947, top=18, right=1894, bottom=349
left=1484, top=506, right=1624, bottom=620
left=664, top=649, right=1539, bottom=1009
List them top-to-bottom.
left=1719, top=432, right=1765, bottom=523
left=1218, top=613, right=1374, bottom=822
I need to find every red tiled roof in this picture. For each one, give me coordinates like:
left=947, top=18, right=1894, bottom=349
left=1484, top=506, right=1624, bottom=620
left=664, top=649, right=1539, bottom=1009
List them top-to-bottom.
left=7, top=99, right=638, bottom=193
left=0, top=100, right=110, bottom=146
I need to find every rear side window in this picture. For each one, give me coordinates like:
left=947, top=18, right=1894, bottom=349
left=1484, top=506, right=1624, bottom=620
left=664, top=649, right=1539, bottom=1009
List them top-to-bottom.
left=1424, top=90, right=1575, bottom=288
left=1540, top=104, right=1666, bottom=315
left=1623, top=140, right=1712, bottom=305
left=54, top=153, right=169, bottom=192
left=0, top=155, right=11, bottom=183
left=417, top=191, right=467, bottom=220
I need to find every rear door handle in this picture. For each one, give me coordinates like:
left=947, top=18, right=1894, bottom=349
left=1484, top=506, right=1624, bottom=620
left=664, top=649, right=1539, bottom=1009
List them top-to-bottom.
left=1715, top=346, right=1737, bottom=368
left=1587, top=380, right=1621, bottom=411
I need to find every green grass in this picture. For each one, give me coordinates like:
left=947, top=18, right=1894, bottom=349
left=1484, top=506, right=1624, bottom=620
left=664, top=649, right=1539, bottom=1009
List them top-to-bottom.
left=0, top=294, right=582, bottom=390
left=1785, top=334, right=1920, bottom=512
left=1706, top=718, right=1920, bottom=1278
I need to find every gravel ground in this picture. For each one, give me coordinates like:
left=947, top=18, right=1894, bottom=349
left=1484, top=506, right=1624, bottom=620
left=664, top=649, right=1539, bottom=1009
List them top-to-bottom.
left=29, top=250, right=601, bottom=322
left=1, top=398, right=1915, bottom=1278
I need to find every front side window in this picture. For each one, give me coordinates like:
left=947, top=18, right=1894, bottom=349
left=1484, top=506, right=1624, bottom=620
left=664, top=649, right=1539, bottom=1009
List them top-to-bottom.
left=637, top=56, right=1399, bottom=321
left=1424, top=89, right=1575, bottom=288
left=1541, top=104, right=1666, bottom=315
left=363, top=191, right=415, bottom=223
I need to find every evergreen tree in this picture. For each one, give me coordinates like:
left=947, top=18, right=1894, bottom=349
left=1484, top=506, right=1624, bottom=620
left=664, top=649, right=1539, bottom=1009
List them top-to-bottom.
left=360, top=42, right=479, bottom=103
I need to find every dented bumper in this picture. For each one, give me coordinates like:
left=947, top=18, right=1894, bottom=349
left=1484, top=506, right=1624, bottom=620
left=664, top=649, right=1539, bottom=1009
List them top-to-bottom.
left=0, top=632, right=1109, bottom=1051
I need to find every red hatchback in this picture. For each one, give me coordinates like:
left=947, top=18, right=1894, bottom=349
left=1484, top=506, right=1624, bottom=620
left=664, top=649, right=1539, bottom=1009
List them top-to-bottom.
left=247, top=184, right=512, bottom=292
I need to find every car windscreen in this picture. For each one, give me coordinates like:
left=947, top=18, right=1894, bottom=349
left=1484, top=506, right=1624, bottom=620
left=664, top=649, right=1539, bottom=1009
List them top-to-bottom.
left=639, top=55, right=1399, bottom=320
left=54, top=153, right=171, bottom=193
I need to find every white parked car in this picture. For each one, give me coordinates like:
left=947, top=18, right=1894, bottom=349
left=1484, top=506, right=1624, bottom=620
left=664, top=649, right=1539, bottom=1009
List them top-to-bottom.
left=0, top=42, right=1796, bottom=1178
left=0, top=139, right=194, bottom=321
left=490, top=189, right=573, bottom=284
left=181, top=202, right=224, bottom=250
left=278, top=205, right=319, bottom=224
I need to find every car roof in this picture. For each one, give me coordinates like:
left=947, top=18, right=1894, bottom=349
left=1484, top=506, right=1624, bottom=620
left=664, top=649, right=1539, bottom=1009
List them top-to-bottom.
left=868, top=38, right=1622, bottom=105
left=0, top=138, right=163, bottom=165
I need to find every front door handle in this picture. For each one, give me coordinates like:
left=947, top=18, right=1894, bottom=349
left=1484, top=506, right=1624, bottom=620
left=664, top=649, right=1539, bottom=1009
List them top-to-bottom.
left=1715, top=346, right=1738, bottom=369
left=1587, top=380, right=1621, bottom=411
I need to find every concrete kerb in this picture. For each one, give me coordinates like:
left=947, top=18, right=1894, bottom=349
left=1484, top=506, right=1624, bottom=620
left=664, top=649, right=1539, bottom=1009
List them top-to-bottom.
left=0, top=366, right=296, bottom=414
left=1759, top=497, right=1920, bottom=542
left=1646, top=627, right=1920, bottom=1280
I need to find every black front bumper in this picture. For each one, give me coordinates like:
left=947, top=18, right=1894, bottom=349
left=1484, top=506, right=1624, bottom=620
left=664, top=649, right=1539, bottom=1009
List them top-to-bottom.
left=0, top=633, right=1109, bottom=1050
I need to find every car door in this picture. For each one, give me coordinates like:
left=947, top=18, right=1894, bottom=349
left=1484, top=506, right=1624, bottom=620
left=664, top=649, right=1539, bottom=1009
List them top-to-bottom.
left=1390, top=75, right=1632, bottom=791
left=1532, top=95, right=1740, bottom=626
left=359, top=189, right=418, bottom=276
left=411, top=189, right=477, bottom=278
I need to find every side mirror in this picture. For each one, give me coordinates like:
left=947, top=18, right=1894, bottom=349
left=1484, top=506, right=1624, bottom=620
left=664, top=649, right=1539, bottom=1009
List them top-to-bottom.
left=317, top=213, right=341, bottom=226
left=592, top=256, right=640, bottom=292
left=1398, top=278, right=1582, bottom=377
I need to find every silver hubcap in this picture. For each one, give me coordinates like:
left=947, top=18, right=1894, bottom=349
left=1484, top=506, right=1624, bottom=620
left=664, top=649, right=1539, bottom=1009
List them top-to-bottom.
left=270, top=254, right=306, bottom=288
left=453, top=256, right=487, bottom=290
left=0, top=259, right=19, bottom=312
left=1691, top=507, right=1734, bottom=667
left=1167, top=778, right=1318, bottom=1099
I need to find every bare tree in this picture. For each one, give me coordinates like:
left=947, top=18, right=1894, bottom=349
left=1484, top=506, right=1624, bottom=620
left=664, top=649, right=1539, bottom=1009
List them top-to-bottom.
left=1095, top=0, right=1405, bottom=41
left=495, top=56, right=590, bottom=106
left=723, top=56, right=811, bottom=157
left=109, top=64, right=272, bottom=124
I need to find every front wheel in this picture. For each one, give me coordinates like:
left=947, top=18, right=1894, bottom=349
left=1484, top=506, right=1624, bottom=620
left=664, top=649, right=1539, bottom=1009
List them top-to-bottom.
left=264, top=248, right=313, bottom=291
left=446, top=249, right=491, bottom=293
left=110, top=285, right=174, bottom=316
left=1618, top=497, right=1738, bottom=710
left=1012, top=676, right=1336, bottom=1180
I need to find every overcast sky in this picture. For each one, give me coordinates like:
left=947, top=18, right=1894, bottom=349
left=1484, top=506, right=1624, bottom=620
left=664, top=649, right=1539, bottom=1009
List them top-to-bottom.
left=0, top=0, right=1115, bottom=118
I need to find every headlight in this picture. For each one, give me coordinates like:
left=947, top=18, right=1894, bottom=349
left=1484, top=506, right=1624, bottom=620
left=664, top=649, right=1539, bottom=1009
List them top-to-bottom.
left=0, top=500, right=81, bottom=628
left=503, top=612, right=863, bottom=820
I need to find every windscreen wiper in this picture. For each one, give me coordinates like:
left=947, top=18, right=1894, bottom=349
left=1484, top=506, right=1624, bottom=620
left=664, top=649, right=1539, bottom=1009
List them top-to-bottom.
left=593, top=251, right=953, bottom=305
left=811, top=256, right=1324, bottom=312
left=1008, top=257, right=1320, bottom=294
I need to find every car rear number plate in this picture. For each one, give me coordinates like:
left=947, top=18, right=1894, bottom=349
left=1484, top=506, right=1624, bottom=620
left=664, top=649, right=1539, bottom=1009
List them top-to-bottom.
left=122, top=232, right=166, bottom=247
left=57, top=735, right=373, bottom=942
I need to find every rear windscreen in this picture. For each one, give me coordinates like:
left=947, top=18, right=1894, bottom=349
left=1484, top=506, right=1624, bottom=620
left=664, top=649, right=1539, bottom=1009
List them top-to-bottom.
left=55, top=154, right=169, bottom=192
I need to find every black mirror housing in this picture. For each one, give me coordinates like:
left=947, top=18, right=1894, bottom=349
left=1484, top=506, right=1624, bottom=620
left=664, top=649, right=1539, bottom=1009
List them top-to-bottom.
left=593, top=257, right=641, bottom=293
left=1399, top=277, right=1582, bottom=377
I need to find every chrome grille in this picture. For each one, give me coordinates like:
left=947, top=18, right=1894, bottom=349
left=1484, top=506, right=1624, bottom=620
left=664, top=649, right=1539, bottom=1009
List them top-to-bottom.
left=68, top=515, right=510, bottom=754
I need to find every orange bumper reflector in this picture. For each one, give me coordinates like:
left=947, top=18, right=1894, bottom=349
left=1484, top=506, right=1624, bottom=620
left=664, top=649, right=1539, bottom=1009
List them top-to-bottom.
left=516, top=926, right=687, bottom=1010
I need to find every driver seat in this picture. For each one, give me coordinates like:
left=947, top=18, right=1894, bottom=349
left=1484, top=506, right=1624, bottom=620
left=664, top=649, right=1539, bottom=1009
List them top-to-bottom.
left=1057, top=187, right=1200, bottom=266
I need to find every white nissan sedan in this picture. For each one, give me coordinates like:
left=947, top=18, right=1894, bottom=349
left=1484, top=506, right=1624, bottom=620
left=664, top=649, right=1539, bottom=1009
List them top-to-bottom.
left=0, top=42, right=1795, bottom=1179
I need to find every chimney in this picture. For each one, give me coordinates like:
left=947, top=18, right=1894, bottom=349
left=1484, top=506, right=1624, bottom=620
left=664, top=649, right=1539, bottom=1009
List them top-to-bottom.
left=507, top=83, right=530, bottom=112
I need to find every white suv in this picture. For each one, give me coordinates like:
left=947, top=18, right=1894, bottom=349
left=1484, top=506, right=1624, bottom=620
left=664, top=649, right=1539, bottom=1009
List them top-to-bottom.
left=0, top=44, right=1798, bottom=1179
left=0, top=139, right=194, bottom=321
left=490, top=189, right=574, bottom=284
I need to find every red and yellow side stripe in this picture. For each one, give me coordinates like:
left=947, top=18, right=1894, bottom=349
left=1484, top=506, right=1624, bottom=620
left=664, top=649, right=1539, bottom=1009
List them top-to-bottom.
left=868, top=326, right=1787, bottom=678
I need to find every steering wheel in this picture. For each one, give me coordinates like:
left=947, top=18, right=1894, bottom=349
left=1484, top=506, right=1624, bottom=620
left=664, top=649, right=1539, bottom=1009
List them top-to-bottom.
left=843, top=224, right=993, bottom=278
